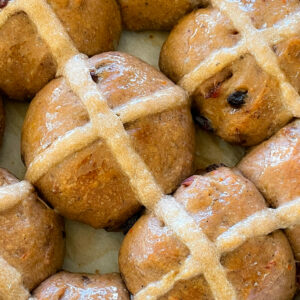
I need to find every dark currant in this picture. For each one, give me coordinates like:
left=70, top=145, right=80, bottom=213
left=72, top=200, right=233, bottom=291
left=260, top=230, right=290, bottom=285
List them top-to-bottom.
left=227, top=90, right=248, bottom=108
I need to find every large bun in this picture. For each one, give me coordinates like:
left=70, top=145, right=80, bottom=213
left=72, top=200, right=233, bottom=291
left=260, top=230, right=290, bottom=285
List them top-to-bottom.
left=22, top=52, right=195, bottom=229
left=119, top=168, right=296, bottom=299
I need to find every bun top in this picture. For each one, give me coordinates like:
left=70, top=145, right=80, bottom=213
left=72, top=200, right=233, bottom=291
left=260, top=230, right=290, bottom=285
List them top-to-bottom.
left=160, top=0, right=300, bottom=145
left=0, top=168, right=64, bottom=299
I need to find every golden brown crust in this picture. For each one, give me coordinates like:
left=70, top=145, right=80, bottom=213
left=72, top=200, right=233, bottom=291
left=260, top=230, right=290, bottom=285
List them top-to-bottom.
left=0, top=0, right=121, bottom=100
left=47, top=0, right=121, bottom=55
left=117, top=0, right=204, bottom=31
left=159, top=0, right=300, bottom=145
left=236, top=0, right=300, bottom=29
left=160, top=8, right=240, bottom=83
left=0, top=12, right=57, bottom=101
left=274, top=37, right=300, bottom=94
left=22, top=52, right=195, bottom=228
left=192, top=54, right=291, bottom=146
left=238, top=120, right=300, bottom=260
left=0, top=168, right=65, bottom=291
left=119, top=168, right=296, bottom=299
left=119, top=213, right=190, bottom=293
left=160, top=232, right=295, bottom=300
left=33, top=271, right=130, bottom=299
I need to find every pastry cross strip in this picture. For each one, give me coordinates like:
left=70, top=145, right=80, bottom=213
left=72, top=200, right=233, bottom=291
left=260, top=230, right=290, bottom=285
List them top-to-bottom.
left=0, top=0, right=300, bottom=299
left=179, top=0, right=300, bottom=117
left=0, top=181, right=34, bottom=300
left=0, top=181, right=33, bottom=212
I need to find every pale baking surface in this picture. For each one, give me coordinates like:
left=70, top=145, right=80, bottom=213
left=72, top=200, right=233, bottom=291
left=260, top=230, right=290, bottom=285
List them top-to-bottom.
left=0, top=30, right=244, bottom=276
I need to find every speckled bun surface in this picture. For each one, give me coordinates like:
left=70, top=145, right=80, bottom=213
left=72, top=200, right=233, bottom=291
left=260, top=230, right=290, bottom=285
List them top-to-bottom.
left=0, top=0, right=121, bottom=101
left=0, top=0, right=299, bottom=299
left=118, top=0, right=207, bottom=31
left=160, top=0, right=300, bottom=146
left=22, top=52, right=195, bottom=229
left=239, top=120, right=300, bottom=261
left=120, top=167, right=296, bottom=299
left=0, top=168, right=64, bottom=295
left=33, top=271, right=130, bottom=299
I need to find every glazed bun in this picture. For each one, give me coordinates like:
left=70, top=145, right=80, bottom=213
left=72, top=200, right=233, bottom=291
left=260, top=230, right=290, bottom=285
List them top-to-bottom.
left=0, top=0, right=121, bottom=100
left=117, top=0, right=204, bottom=31
left=160, top=0, right=300, bottom=146
left=22, top=52, right=195, bottom=229
left=239, top=120, right=300, bottom=260
left=119, top=167, right=296, bottom=299
left=0, top=168, right=64, bottom=295
left=33, top=271, right=129, bottom=299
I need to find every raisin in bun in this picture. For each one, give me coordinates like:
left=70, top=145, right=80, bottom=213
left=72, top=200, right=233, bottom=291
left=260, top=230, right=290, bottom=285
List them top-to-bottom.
left=0, top=0, right=121, bottom=101
left=117, top=0, right=205, bottom=31
left=160, top=0, right=300, bottom=146
left=21, top=52, right=195, bottom=229
left=239, top=120, right=300, bottom=260
left=119, top=167, right=296, bottom=299
left=0, top=168, right=64, bottom=297
left=32, top=272, right=129, bottom=299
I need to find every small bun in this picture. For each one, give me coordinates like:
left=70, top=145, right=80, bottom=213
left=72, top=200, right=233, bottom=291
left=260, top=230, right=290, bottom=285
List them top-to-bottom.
left=0, top=0, right=121, bottom=100
left=118, top=0, right=205, bottom=31
left=160, top=0, right=300, bottom=145
left=239, top=120, right=300, bottom=260
left=0, top=168, right=64, bottom=293
left=33, top=271, right=130, bottom=299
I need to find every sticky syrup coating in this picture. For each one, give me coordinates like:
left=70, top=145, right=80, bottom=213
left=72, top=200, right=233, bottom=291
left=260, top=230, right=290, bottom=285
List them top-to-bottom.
left=0, top=0, right=121, bottom=101
left=117, top=0, right=205, bottom=31
left=160, top=0, right=300, bottom=146
left=21, top=52, right=195, bottom=229
left=238, top=120, right=300, bottom=260
left=0, top=168, right=64, bottom=291
left=119, top=168, right=296, bottom=299
left=32, top=271, right=129, bottom=299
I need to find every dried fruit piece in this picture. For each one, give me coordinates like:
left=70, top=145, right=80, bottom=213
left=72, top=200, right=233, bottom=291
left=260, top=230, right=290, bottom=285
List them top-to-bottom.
left=0, top=0, right=9, bottom=9
left=90, top=71, right=99, bottom=83
left=227, top=90, right=248, bottom=108
left=181, top=176, right=196, bottom=187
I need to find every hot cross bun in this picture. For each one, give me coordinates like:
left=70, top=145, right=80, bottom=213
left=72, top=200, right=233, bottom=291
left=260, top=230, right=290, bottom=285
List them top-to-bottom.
left=0, top=0, right=121, bottom=100
left=117, top=0, right=205, bottom=31
left=160, top=0, right=300, bottom=146
left=21, top=52, right=195, bottom=229
left=239, top=120, right=300, bottom=261
left=119, top=167, right=296, bottom=299
left=0, top=168, right=64, bottom=298
left=32, top=271, right=129, bottom=299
